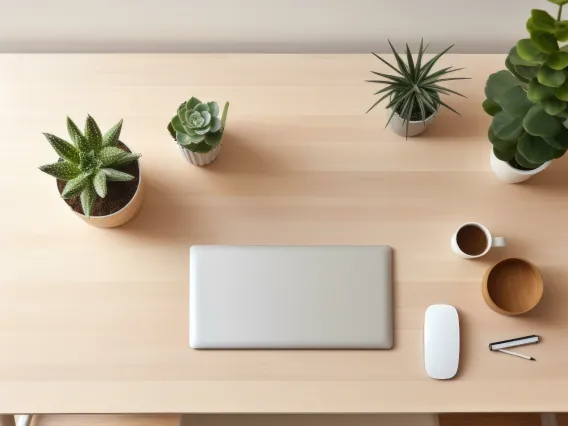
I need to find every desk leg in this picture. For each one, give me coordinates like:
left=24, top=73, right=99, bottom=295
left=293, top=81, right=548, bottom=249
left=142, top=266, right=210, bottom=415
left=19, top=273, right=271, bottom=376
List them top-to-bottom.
left=0, top=415, right=15, bottom=426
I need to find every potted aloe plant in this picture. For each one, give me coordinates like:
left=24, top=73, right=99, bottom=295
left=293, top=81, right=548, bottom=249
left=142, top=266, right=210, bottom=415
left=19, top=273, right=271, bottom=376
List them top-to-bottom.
left=483, top=0, right=568, bottom=183
left=366, top=39, right=468, bottom=138
left=168, top=97, right=229, bottom=166
left=39, top=116, right=143, bottom=227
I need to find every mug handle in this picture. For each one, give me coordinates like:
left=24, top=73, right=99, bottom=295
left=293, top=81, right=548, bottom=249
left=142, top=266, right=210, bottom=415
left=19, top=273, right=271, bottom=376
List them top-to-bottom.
left=492, top=236, right=507, bottom=248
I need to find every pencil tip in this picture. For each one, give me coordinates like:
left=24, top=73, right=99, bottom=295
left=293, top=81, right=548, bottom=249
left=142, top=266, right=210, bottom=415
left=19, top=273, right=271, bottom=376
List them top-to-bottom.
left=531, top=357, right=536, bottom=361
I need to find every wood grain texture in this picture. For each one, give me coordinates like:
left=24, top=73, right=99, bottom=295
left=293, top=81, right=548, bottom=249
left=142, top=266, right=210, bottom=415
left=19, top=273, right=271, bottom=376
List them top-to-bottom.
left=1, top=54, right=568, bottom=413
left=439, top=413, right=542, bottom=426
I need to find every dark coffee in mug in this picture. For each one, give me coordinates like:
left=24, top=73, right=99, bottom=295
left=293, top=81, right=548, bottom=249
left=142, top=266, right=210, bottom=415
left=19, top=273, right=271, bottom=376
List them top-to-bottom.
left=456, top=224, right=488, bottom=256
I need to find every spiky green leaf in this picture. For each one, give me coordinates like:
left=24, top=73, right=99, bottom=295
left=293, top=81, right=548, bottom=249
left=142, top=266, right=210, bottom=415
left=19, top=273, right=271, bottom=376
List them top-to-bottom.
left=221, top=102, right=229, bottom=130
left=84, top=115, right=103, bottom=152
left=66, top=117, right=87, bottom=148
left=102, top=119, right=123, bottom=147
left=43, top=133, right=80, bottom=164
left=99, top=146, right=128, bottom=167
left=109, top=152, right=141, bottom=168
left=38, top=161, right=81, bottom=180
left=102, top=168, right=134, bottom=182
left=93, top=169, right=107, bottom=198
left=61, top=173, right=91, bottom=199
left=80, top=183, right=97, bottom=217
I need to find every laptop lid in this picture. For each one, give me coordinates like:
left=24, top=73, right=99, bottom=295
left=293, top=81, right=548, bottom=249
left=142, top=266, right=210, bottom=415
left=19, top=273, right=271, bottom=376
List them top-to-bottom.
left=189, top=245, right=393, bottom=349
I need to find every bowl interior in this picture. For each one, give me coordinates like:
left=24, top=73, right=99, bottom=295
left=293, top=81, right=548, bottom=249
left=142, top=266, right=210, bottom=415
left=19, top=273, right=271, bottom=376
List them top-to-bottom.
left=487, top=259, right=543, bottom=314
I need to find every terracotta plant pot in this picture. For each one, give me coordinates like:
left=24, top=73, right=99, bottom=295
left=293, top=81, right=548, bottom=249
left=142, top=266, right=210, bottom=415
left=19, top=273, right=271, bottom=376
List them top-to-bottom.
left=387, top=108, right=437, bottom=137
left=180, top=142, right=222, bottom=166
left=489, top=150, right=550, bottom=184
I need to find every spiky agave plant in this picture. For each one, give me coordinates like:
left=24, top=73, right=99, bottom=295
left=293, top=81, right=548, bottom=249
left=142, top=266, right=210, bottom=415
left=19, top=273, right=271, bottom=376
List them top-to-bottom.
left=366, top=40, right=469, bottom=138
left=39, top=116, right=141, bottom=217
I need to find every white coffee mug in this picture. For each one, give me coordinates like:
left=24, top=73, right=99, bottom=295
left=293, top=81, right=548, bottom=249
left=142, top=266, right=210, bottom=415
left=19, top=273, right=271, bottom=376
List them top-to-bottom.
left=451, top=222, right=506, bottom=259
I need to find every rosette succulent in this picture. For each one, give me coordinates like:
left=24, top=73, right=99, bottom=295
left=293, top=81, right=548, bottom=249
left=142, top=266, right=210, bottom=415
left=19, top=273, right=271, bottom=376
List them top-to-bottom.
left=483, top=0, right=568, bottom=169
left=168, top=97, right=229, bottom=153
left=39, top=116, right=141, bottom=217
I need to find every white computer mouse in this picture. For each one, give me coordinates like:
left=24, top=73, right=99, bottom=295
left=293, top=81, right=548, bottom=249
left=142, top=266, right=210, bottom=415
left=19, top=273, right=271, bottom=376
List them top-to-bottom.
left=424, top=304, right=460, bottom=380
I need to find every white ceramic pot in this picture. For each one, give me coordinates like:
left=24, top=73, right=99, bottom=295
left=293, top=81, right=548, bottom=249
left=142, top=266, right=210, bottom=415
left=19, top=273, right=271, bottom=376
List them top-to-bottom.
left=387, top=108, right=437, bottom=137
left=180, top=143, right=222, bottom=166
left=489, top=150, right=550, bottom=184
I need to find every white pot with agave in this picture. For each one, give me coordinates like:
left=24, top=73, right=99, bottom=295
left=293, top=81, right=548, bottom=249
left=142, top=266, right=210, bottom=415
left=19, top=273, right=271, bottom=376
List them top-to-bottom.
left=366, top=39, right=469, bottom=138
left=168, top=97, right=229, bottom=166
left=39, top=116, right=144, bottom=228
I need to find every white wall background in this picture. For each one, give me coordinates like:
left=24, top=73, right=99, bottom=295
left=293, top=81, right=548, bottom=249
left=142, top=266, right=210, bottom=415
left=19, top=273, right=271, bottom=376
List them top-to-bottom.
left=0, top=0, right=558, bottom=53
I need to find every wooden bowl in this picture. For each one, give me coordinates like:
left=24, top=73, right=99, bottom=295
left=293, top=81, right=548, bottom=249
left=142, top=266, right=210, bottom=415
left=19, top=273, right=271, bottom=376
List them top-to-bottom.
left=482, top=258, right=544, bottom=316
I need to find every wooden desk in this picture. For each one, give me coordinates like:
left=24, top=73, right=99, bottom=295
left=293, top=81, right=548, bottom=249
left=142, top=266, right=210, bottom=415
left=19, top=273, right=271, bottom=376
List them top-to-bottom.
left=1, top=54, right=568, bottom=414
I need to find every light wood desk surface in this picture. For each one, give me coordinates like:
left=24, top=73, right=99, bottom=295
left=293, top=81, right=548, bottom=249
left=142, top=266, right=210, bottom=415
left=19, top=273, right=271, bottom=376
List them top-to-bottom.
left=1, top=54, right=568, bottom=414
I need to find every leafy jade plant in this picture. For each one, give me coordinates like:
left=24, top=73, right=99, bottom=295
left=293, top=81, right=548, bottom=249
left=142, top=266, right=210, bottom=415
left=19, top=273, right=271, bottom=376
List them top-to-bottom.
left=483, top=0, right=568, bottom=169
left=366, top=39, right=468, bottom=138
left=168, top=97, right=229, bottom=153
left=39, top=116, right=141, bottom=217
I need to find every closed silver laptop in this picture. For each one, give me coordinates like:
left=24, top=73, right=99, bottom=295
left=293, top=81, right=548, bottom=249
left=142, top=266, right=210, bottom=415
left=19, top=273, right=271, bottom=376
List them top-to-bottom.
left=190, top=245, right=393, bottom=349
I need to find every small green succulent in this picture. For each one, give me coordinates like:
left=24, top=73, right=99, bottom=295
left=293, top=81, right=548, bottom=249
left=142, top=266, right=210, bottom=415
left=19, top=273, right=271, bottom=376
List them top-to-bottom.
left=366, top=39, right=469, bottom=138
left=168, top=97, right=229, bottom=153
left=39, top=116, right=141, bottom=217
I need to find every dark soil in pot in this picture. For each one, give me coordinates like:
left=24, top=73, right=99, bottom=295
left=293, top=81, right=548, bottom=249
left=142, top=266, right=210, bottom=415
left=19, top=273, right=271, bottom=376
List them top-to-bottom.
left=56, top=142, right=140, bottom=217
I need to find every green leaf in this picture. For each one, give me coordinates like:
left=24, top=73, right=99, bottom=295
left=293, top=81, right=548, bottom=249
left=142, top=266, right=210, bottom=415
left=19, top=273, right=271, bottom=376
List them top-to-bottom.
left=548, top=0, right=568, bottom=5
left=531, top=9, right=557, bottom=33
left=555, top=21, right=568, bottom=41
left=531, top=30, right=559, bottom=54
left=387, top=39, right=412, bottom=81
left=416, top=39, right=425, bottom=74
left=517, top=39, right=549, bottom=64
left=405, top=43, right=416, bottom=81
left=417, top=44, right=455, bottom=82
left=508, top=46, right=539, bottom=66
left=546, top=51, right=568, bottom=70
left=371, top=52, right=403, bottom=76
left=506, top=57, right=531, bottom=84
left=515, top=64, right=539, bottom=80
left=537, top=65, right=566, bottom=87
left=484, top=70, right=520, bottom=104
left=528, top=78, right=554, bottom=102
left=554, top=79, right=568, bottom=100
left=499, top=86, right=534, bottom=118
left=186, top=97, right=201, bottom=110
left=542, top=97, right=567, bottom=115
left=482, top=99, right=502, bottom=116
left=207, top=102, right=219, bottom=117
left=221, top=102, right=229, bottom=130
left=195, top=103, right=210, bottom=114
left=523, top=104, right=562, bottom=137
left=177, top=105, right=187, bottom=123
left=492, top=111, right=525, bottom=141
left=84, top=115, right=102, bottom=152
left=171, top=115, right=185, bottom=133
left=66, top=117, right=87, bottom=148
left=209, top=117, right=221, bottom=133
left=102, top=119, right=123, bottom=147
left=167, top=123, right=176, bottom=139
left=544, top=125, right=568, bottom=148
left=489, top=126, right=518, bottom=152
left=204, top=131, right=223, bottom=147
left=518, top=132, right=564, bottom=164
left=43, top=133, right=80, bottom=164
left=184, top=141, right=213, bottom=153
left=99, top=146, right=128, bottom=167
left=493, top=146, right=516, bottom=162
left=515, top=150, right=540, bottom=168
left=110, top=152, right=141, bottom=167
left=38, top=161, right=81, bottom=180
left=102, top=168, right=134, bottom=182
left=93, top=170, right=107, bottom=198
left=61, top=173, right=90, bottom=199
left=80, top=183, right=96, bottom=218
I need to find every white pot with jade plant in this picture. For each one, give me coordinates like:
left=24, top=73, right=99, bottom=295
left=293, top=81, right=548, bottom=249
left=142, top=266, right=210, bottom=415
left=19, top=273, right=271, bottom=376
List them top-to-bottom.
left=483, top=1, right=568, bottom=184
left=366, top=39, right=469, bottom=138
left=168, top=97, right=229, bottom=166
left=39, top=116, right=143, bottom=227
